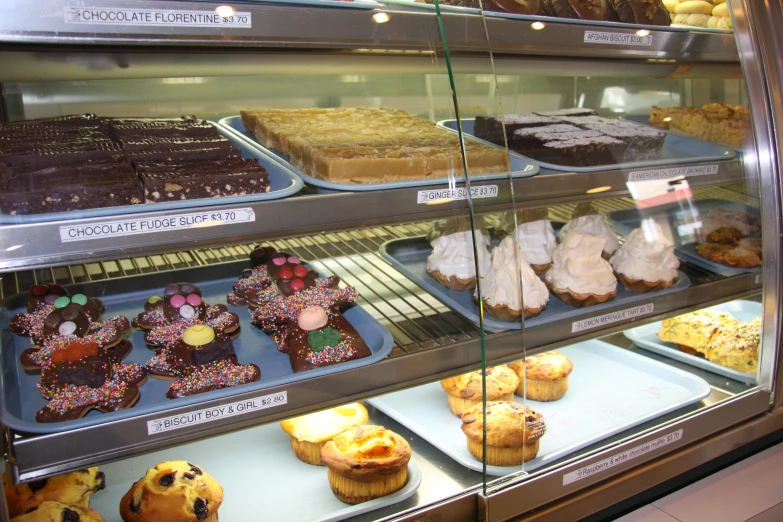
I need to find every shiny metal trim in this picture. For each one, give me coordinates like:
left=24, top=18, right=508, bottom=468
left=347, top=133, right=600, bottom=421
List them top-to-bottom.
left=0, top=2, right=738, bottom=62
left=0, top=160, right=746, bottom=272
left=480, top=390, right=771, bottom=522
left=512, top=408, right=783, bottom=522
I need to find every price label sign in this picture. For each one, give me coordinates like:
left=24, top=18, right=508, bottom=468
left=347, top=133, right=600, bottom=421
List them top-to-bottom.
left=64, top=7, right=252, bottom=28
left=584, top=30, right=653, bottom=46
left=59, top=207, right=256, bottom=242
left=147, top=391, right=287, bottom=435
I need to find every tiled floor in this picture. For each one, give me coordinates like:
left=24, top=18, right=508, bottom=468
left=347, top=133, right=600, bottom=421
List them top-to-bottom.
left=617, top=443, right=783, bottom=522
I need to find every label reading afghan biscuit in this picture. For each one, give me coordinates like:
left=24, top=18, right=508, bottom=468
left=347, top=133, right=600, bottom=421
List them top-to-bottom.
left=64, top=7, right=252, bottom=28
left=584, top=31, right=653, bottom=46
left=416, top=185, right=498, bottom=205
left=59, top=208, right=255, bottom=242
left=571, top=303, right=654, bottom=333
left=147, top=391, right=287, bottom=435
left=563, top=429, right=683, bottom=486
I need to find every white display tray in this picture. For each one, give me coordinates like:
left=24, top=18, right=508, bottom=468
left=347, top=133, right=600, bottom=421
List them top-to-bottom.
left=369, top=340, right=710, bottom=476
left=90, top=420, right=422, bottom=522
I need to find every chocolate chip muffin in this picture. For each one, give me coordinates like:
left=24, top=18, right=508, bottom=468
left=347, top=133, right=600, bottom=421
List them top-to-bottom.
left=508, top=351, right=574, bottom=401
left=440, top=365, right=519, bottom=417
left=461, top=401, right=546, bottom=466
left=321, top=425, right=411, bottom=504
left=119, top=461, right=222, bottom=522
left=4, top=468, right=106, bottom=518
left=10, top=501, right=106, bottom=522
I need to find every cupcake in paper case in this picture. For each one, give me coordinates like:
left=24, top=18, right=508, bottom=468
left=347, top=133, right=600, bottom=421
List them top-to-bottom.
left=557, top=202, right=620, bottom=258
left=426, top=216, right=492, bottom=291
left=610, top=220, right=680, bottom=293
left=544, top=230, right=617, bottom=307
left=475, top=236, right=549, bottom=321
left=508, top=351, right=574, bottom=401
left=440, top=365, right=519, bottom=417
left=461, top=401, right=546, bottom=466
left=280, top=403, right=370, bottom=465
left=320, top=425, right=411, bottom=505
left=119, top=461, right=223, bottom=522
left=4, top=468, right=106, bottom=518
left=10, top=501, right=106, bottom=522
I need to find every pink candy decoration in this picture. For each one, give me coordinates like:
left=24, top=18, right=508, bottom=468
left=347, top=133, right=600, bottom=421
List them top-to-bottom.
left=272, top=256, right=286, bottom=266
left=287, top=256, right=300, bottom=264
left=186, top=294, right=202, bottom=306
left=170, top=295, right=186, bottom=309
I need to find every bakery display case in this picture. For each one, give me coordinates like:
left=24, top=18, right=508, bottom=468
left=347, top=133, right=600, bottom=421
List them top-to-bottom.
left=1, top=0, right=782, bottom=520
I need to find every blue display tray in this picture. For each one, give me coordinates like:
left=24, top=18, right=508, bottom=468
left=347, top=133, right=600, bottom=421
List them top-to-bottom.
left=381, top=0, right=689, bottom=32
left=217, top=115, right=539, bottom=192
left=436, top=118, right=736, bottom=173
left=0, top=122, right=304, bottom=225
left=607, top=199, right=762, bottom=277
left=379, top=234, right=690, bottom=331
left=0, top=272, right=393, bottom=434
left=624, top=300, right=760, bottom=385
left=369, top=340, right=711, bottom=476
left=92, top=422, right=420, bottom=522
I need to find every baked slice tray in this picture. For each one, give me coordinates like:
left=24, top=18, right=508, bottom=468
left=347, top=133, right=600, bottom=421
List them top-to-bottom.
left=216, top=115, right=539, bottom=192
left=436, top=118, right=736, bottom=173
left=0, top=122, right=304, bottom=225
left=607, top=198, right=762, bottom=277
left=378, top=234, right=690, bottom=331
left=0, top=263, right=393, bottom=434
left=623, top=299, right=760, bottom=385
left=369, top=340, right=711, bottom=476
left=90, top=416, right=420, bottom=522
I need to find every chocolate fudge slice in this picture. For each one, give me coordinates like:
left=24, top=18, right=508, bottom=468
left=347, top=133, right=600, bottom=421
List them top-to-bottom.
left=534, top=108, right=597, bottom=117
left=3, top=114, right=100, bottom=129
left=474, top=114, right=558, bottom=145
left=103, top=116, right=216, bottom=140
left=582, top=122, right=665, bottom=161
left=540, top=135, right=626, bottom=166
left=121, top=136, right=233, bottom=152
left=0, top=140, right=124, bottom=170
left=126, top=146, right=241, bottom=163
left=137, top=159, right=270, bottom=203
left=0, top=160, right=142, bottom=215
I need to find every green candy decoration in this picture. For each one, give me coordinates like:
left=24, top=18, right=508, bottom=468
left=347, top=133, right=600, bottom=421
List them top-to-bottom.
left=71, top=294, right=88, bottom=305
left=53, top=296, right=71, bottom=309
left=148, top=296, right=162, bottom=304
left=307, top=327, right=343, bottom=352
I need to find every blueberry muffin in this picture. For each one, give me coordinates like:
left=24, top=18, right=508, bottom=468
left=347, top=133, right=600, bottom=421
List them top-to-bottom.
left=508, top=351, right=574, bottom=401
left=440, top=366, right=519, bottom=417
left=461, top=401, right=546, bottom=466
left=280, top=403, right=369, bottom=465
left=321, top=425, right=411, bottom=504
left=119, top=461, right=222, bottom=522
left=4, top=468, right=106, bottom=518
left=10, top=501, right=105, bottom=522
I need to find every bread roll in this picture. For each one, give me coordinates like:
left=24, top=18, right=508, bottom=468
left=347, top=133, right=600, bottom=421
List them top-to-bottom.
left=675, top=0, right=714, bottom=14
left=713, top=3, right=729, bottom=17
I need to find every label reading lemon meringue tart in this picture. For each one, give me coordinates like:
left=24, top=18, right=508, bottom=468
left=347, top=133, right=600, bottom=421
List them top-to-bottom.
left=571, top=303, right=654, bottom=333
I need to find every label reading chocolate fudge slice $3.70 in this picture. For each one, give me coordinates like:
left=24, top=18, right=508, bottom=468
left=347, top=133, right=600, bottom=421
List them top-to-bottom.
left=59, top=208, right=255, bottom=242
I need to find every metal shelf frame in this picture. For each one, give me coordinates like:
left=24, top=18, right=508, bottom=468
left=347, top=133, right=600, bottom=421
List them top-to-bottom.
left=0, top=159, right=746, bottom=272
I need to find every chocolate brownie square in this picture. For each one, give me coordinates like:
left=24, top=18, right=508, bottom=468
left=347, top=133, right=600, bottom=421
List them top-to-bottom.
left=534, top=108, right=597, bottom=117
left=474, top=114, right=558, bottom=145
left=582, top=122, right=665, bottom=161
left=540, top=135, right=626, bottom=166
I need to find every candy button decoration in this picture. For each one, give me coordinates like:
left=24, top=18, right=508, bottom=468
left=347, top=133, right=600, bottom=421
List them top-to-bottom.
left=272, top=255, right=287, bottom=266
left=287, top=256, right=301, bottom=264
left=293, top=265, right=308, bottom=278
left=279, top=267, right=293, bottom=281
left=290, top=279, right=305, bottom=292
left=180, top=283, right=197, bottom=294
left=164, top=284, right=180, bottom=296
left=32, top=285, right=50, bottom=297
left=44, top=294, right=60, bottom=305
left=71, top=294, right=88, bottom=306
left=169, top=294, right=186, bottom=309
left=186, top=294, right=202, bottom=307
left=54, top=296, right=71, bottom=309
left=148, top=296, right=162, bottom=304
left=61, top=305, right=80, bottom=321
left=179, top=305, right=196, bottom=319
left=298, top=306, right=329, bottom=331
left=59, top=321, right=78, bottom=336
left=182, top=324, right=216, bottom=347
left=307, top=327, right=343, bottom=352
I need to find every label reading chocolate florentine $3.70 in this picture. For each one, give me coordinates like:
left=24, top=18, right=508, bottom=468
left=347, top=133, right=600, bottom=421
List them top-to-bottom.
left=64, top=7, right=252, bottom=28
left=147, top=391, right=287, bottom=435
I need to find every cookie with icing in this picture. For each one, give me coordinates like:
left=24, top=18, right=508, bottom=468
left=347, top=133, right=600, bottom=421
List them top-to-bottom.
left=132, top=283, right=208, bottom=330
left=25, top=284, right=69, bottom=313
left=10, top=293, right=104, bottom=344
left=142, top=304, right=240, bottom=349
left=20, top=315, right=132, bottom=371
left=144, top=323, right=260, bottom=399
left=36, top=340, right=147, bottom=423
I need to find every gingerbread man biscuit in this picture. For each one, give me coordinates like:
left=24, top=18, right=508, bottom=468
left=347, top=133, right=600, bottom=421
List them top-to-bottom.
left=10, top=293, right=104, bottom=344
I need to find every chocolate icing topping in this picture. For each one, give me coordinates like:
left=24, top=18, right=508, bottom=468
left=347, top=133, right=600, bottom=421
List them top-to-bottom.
left=286, top=314, right=371, bottom=373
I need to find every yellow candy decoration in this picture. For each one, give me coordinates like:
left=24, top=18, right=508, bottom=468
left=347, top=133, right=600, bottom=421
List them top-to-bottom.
left=183, top=324, right=216, bottom=347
